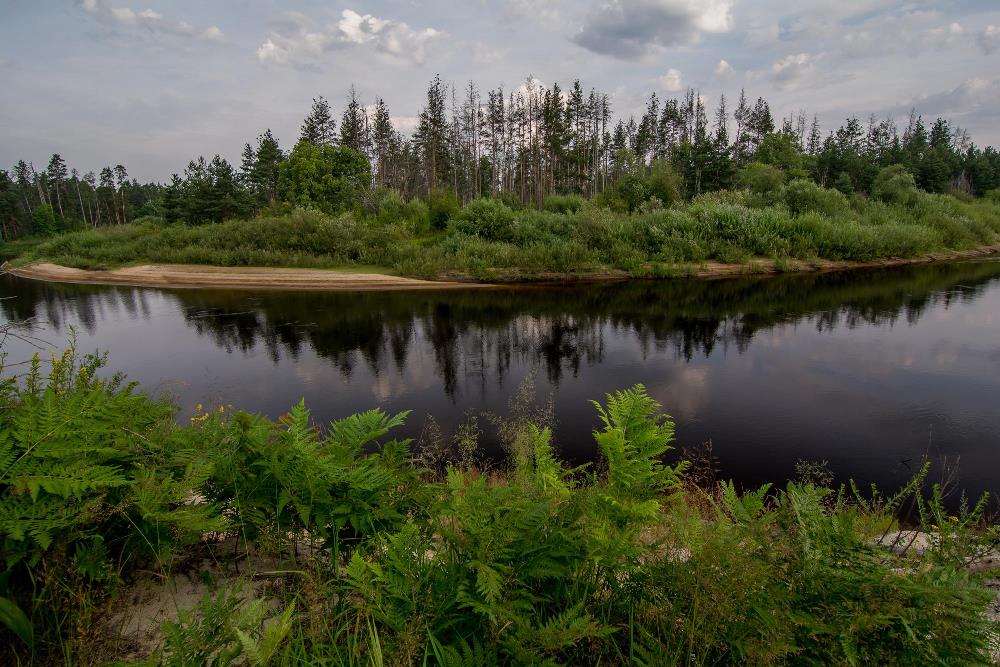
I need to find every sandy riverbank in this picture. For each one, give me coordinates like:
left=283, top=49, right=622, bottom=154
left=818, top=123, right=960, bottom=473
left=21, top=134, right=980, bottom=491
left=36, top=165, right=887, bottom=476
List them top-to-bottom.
left=5, top=242, right=1000, bottom=290
left=5, top=263, right=489, bottom=291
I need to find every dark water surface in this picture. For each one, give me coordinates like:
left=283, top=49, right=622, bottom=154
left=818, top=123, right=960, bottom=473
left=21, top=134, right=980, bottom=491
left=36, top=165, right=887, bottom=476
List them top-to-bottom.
left=3, top=260, right=1000, bottom=501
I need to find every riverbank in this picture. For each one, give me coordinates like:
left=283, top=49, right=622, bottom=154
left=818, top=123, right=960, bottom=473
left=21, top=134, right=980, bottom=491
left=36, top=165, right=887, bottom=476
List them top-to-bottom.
left=7, top=241, right=1000, bottom=291
left=4, top=261, right=490, bottom=291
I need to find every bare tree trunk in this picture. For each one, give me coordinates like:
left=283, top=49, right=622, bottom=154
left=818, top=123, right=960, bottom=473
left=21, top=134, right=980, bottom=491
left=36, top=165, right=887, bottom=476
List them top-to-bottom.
left=75, top=179, right=88, bottom=226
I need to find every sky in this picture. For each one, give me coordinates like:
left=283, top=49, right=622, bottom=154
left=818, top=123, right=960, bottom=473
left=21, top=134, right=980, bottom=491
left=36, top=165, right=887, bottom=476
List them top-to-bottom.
left=1, top=0, right=999, bottom=182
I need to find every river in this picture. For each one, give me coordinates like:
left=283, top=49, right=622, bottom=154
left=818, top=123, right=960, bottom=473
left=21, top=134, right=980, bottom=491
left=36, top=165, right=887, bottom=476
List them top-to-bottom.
left=3, top=260, right=1000, bottom=502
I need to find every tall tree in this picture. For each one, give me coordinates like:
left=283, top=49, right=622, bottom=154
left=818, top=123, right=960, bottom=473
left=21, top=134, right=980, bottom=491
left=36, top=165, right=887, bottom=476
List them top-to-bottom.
left=414, top=75, right=450, bottom=194
left=340, top=86, right=370, bottom=156
left=299, top=96, right=337, bottom=147
left=46, top=154, right=68, bottom=223
left=113, top=164, right=128, bottom=224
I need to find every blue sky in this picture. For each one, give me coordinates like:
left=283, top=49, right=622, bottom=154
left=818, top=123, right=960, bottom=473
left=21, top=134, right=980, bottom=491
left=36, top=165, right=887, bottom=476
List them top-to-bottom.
left=2, top=0, right=999, bottom=182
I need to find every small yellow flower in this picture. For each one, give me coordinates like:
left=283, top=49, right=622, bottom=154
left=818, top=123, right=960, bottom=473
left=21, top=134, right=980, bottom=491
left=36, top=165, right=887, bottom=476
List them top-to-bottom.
left=196, top=403, right=203, bottom=413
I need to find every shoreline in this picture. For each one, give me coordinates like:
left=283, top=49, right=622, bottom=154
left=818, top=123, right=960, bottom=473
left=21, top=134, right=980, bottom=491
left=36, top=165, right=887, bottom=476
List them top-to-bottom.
left=5, top=242, right=1000, bottom=291
left=4, top=262, right=491, bottom=291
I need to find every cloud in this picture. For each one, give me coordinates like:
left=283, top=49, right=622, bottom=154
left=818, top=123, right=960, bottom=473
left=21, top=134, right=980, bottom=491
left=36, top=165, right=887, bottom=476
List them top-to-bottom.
left=79, top=0, right=224, bottom=42
left=506, top=0, right=561, bottom=27
left=572, top=0, right=733, bottom=59
left=256, top=9, right=441, bottom=68
left=834, top=11, right=967, bottom=58
left=980, top=25, right=1000, bottom=54
left=473, top=42, right=503, bottom=65
left=767, top=53, right=821, bottom=89
left=715, top=58, right=735, bottom=79
left=658, top=68, right=683, bottom=92
left=908, top=78, right=1000, bottom=122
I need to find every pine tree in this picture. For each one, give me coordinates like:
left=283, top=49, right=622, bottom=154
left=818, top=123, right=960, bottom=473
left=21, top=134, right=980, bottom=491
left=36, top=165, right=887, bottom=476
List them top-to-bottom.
left=414, top=75, right=450, bottom=195
left=340, top=86, right=370, bottom=155
left=300, top=96, right=336, bottom=147
left=371, top=98, right=394, bottom=189
left=807, top=115, right=822, bottom=155
left=252, top=129, right=283, bottom=205
left=46, top=154, right=68, bottom=223
left=113, top=164, right=128, bottom=225
left=99, top=167, right=118, bottom=225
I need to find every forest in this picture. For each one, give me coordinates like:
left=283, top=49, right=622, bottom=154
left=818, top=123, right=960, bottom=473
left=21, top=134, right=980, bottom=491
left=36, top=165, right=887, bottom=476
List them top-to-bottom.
left=3, top=77, right=1000, bottom=278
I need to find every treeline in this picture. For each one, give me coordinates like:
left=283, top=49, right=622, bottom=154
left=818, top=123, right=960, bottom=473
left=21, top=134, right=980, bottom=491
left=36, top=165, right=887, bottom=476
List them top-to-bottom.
left=3, top=77, right=1000, bottom=238
left=0, top=159, right=161, bottom=240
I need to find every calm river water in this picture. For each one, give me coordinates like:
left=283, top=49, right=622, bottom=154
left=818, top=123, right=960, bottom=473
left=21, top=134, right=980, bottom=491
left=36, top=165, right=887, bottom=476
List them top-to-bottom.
left=3, top=260, right=1000, bottom=501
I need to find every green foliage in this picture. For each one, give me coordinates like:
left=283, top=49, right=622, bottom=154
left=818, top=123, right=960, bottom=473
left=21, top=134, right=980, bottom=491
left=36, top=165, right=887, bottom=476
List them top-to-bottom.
left=756, top=133, right=805, bottom=173
left=280, top=141, right=372, bottom=214
left=645, top=160, right=683, bottom=207
left=737, top=162, right=785, bottom=195
left=873, top=164, right=921, bottom=205
left=783, top=178, right=850, bottom=217
left=425, top=191, right=460, bottom=230
left=542, top=194, right=584, bottom=215
left=448, top=197, right=517, bottom=241
left=31, top=204, right=57, bottom=236
left=0, top=347, right=220, bottom=659
left=1, top=347, right=997, bottom=665
left=199, top=400, right=419, bottom=552
left=158, top=586, right=295, bottom=666
left=0, top=596, right=32, bottom=649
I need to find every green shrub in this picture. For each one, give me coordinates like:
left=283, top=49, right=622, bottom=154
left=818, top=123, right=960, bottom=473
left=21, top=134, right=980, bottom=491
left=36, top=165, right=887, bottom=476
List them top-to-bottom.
left=646, top=160, right=683, bottom=206
left=737, top=162, right=785, bottom=195
left=873, top=165, right=920, bottom=205
left=783, top=179, right=850, bottom=217
left=425, top=191, right=460, bottom=230
left=542, top=194, right=584, bottom=214
left=448, top=197, right=517, bottom=242
left=31, top=204, right=57, bottom=236
left=0, top=348, right=220, bottom=656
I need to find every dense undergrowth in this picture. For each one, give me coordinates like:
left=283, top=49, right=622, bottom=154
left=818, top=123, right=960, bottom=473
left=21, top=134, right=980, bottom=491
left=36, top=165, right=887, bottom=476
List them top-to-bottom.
left=8, top=174, right=1000, bottom=280
left=2, top=348, right=999, bottom=665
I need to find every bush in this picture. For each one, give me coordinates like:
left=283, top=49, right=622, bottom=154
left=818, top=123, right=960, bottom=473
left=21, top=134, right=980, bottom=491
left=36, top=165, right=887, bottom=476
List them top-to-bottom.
left=646, top=160, right=683, bottom=206
left=737, top=162, right=785, bottom=195
left=873, top=165, right=920, bottom=205
left=783, top=179, right=850, bottom=217
left=425, top=191, right=460, bottom=230
left=542, top=194, right=585, bottom=214
left=448, top=197, right=517, bottom=242
left=31, top=204, right=57, bottom=236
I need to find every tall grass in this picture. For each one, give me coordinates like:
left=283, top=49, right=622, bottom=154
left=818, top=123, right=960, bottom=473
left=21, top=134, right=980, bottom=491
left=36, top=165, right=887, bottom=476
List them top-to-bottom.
left=9, top=183, right=1000, bottom=280
left=2, top=350, right=998, bottom=665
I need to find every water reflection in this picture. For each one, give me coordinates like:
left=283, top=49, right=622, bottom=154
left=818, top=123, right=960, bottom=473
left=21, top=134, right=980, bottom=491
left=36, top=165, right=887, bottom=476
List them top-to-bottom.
left=3, top=260, right=1000, bottom=502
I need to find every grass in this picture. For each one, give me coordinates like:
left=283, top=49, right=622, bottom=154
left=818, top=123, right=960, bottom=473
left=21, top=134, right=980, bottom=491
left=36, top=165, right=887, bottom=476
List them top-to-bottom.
left=5, top=181, right=1000, bottom=282
left=2, top=347, right=999, bottom=665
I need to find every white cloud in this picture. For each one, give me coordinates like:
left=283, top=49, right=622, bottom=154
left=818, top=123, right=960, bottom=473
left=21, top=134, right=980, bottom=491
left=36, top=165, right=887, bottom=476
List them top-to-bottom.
left=506, top=0, right=561, bottom=27
left=573, top=0, right=733, bottom=59
left=80, top=1, right=224, bottom=42
left=256, top=9, right=441, bottom=68
left=837, top=12, right=966, bottom=57
left=980, top=25, right=1000, bottom=54
left=473, top=42, right=503, bottom=65
left=768, top=53, right=821, bottom=89
left=715, top=58, right=735, bottom=79
left=658, top=68, right=683, bottom=92
left=909, top=78, right=1000, bottom=121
